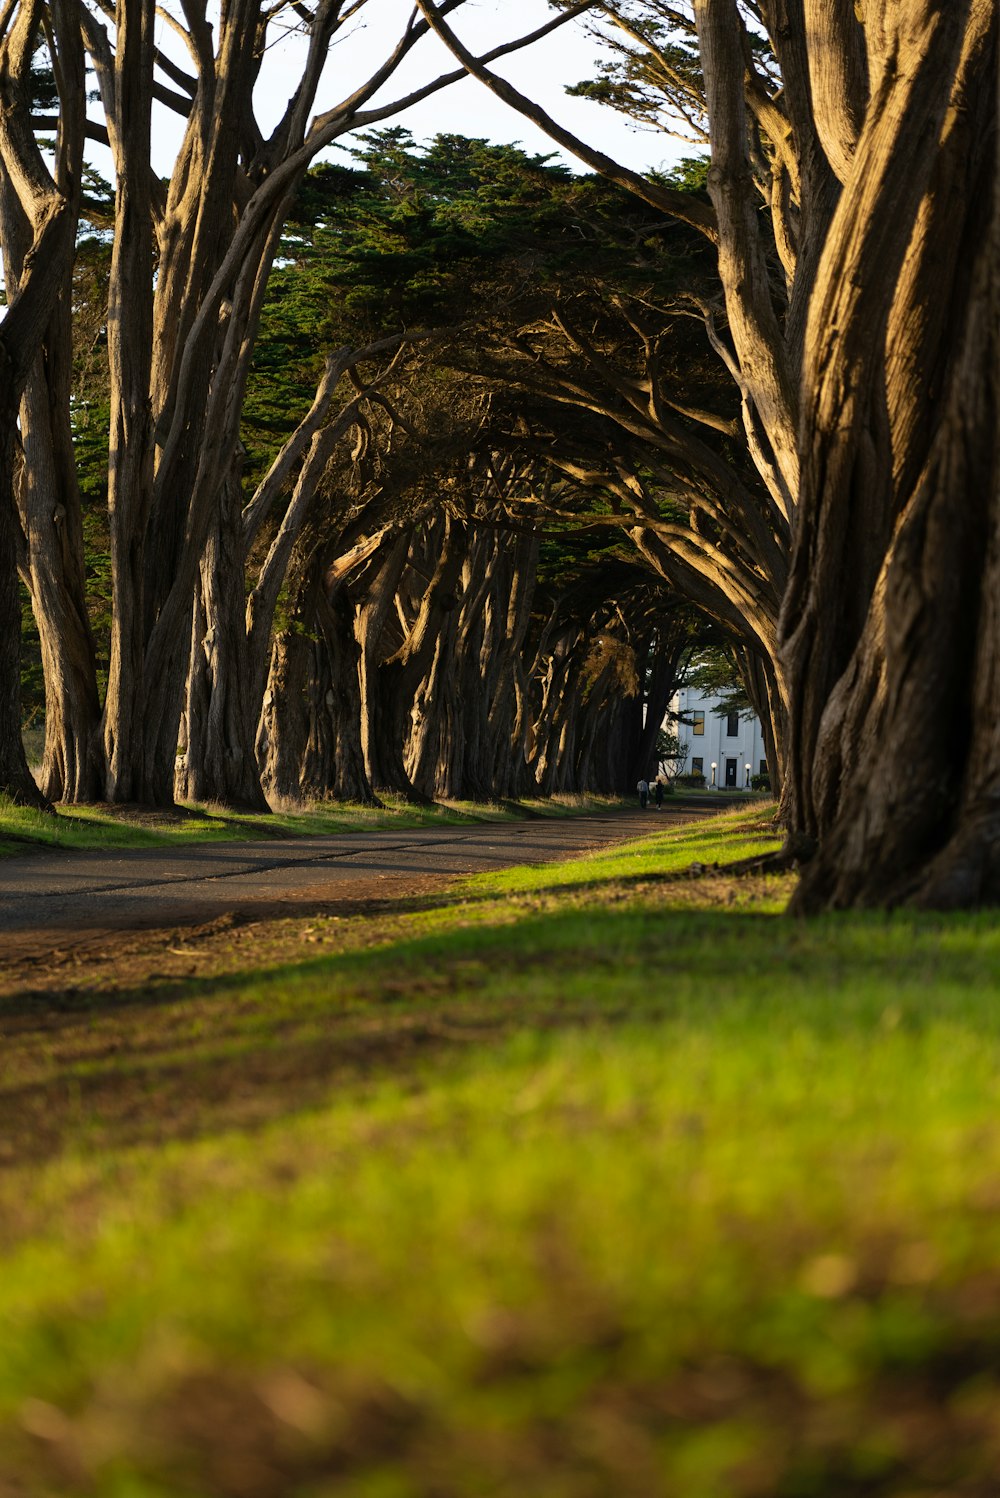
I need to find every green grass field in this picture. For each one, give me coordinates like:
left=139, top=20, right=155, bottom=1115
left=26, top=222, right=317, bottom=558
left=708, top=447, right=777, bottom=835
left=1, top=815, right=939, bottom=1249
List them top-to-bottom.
left=3, top=807, right=1000, bottom=1495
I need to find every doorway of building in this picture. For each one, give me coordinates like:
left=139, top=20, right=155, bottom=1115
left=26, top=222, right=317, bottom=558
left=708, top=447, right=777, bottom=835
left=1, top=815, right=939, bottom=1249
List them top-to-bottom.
left=724, top=758, right=738, bottom=788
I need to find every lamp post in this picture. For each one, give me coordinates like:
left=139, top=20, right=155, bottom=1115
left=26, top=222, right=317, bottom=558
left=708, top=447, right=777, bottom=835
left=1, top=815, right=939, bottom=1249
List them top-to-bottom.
left=710, top=762, right=717, bottom=789
left=745, top=762, right=751, bottom=789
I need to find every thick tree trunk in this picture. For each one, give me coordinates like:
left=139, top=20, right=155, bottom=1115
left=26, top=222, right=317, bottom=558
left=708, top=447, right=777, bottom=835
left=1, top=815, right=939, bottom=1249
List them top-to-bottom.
left=0, top=0, right=85, bottom=809
left=101, top=0, right=156, bottom=803
left=780, top=0, right=976, bottom=845
left=783, top=5, right=998, bottom=909
left=790, top=182, right=998, bottom=908
left=19, top=348, right=102, bottom=803
left=0, top=413, right=47, bottom=807
left=177, top=480, right=270, bottom=812
left=359, top=519, right=464, bottom=801
left=409, top=529, right=505, bottom=801
left=356, top=531, right=411, bottom=794
left=484, top=533, right=538, bottom=799
left=300, top=587, right=375, bottom=803
left=407, top=625, right=461, bottom=800
left=258, top=628, right=310, bottom=805
left=533, top=634, right=585, bottom=795
left=574, top=661, right=619, bottom=791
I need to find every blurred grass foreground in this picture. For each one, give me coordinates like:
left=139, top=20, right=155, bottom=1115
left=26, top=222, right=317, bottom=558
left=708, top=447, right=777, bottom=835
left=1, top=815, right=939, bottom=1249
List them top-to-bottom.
left=3, top=807, right=1000, bottom=1495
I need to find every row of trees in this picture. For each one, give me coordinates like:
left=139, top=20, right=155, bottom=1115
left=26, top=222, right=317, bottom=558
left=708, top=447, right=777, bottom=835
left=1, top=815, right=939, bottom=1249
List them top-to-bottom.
left=2, top=0, right=996, bottom=912
left=3, top=0, right=654, bottom=811
left=423, top=0, right=997, bottom=911
left=6, top=35, right=709, bottom=812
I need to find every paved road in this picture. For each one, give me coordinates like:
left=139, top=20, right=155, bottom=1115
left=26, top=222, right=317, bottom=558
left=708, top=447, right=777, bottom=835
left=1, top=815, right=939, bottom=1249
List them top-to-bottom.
left=0, top=811, right=692, bottom=938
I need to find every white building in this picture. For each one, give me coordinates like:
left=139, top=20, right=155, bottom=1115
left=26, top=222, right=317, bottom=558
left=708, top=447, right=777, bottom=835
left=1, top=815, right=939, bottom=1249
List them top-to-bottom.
left=668, top=685, right=769, bottom=789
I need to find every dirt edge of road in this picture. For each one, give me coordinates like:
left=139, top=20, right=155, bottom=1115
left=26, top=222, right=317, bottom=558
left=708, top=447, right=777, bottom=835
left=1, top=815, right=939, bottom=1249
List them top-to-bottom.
left=0, top=872, right=461, bottom=1002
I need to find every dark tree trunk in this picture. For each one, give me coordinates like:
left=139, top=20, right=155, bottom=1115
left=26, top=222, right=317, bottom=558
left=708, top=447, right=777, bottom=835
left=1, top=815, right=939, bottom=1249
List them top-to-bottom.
left=0, top=0, right=85, bottom=810
left=100, top=0, right=156, bottom=803
left=782, top=11, right=999, bottom=910
left=789, top=194, right=998, bottom=910
left=20, top=343, right=102, bottom=804
left=0, top=412, right=47, bottom=807
left=176, top=473, right=269, bottom=812
left=360, top=519, right=465, bottom=801
left=356, top=531, right=411, bottom=794
left=484, top=532, right=538, bottom=799
left=300, top=587, right=375, bottom=803
left=408, top=614, right=462, bottom=800
left=258, top=627, right=310, bottom=805
left=534, top=639, right=584, bottom=796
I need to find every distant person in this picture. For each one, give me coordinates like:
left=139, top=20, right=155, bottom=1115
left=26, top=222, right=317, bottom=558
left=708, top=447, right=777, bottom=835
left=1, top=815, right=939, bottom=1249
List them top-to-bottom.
left=637, top=777, right=649, bottom=810
left=654, top=777, right=664, bottom=810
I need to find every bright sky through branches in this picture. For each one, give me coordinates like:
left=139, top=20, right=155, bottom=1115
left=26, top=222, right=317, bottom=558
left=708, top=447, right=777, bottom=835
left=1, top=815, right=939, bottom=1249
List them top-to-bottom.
left=143, top=1, right=687, bottom=177
left=322, top=1, right=684, bottom=171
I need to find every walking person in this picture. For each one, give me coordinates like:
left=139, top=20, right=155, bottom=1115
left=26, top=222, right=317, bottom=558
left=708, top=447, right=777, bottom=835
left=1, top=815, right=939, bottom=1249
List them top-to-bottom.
left=637, top=777, right=649, bottom=810
left=653, top=777, right=664, bottom=811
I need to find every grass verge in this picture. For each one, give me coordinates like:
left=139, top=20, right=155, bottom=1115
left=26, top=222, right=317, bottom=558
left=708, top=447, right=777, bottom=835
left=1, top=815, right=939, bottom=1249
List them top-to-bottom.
left=0, top=791, right=631, bottom=858
left=3, top=806, right=999, bottom=1496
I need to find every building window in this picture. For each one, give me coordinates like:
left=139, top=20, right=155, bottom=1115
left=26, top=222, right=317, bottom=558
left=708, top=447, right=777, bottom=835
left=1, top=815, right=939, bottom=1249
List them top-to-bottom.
left=692, top=711, right=705, bottom=736
left=726, top=711, right=739, bottom=737
left=691, top=756, right=703, bottom=774
left=760, top=760, right=768, bottom=776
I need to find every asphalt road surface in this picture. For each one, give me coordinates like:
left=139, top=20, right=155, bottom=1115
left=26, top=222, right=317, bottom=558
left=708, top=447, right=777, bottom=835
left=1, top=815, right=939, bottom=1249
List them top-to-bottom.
left=0, top=809, right=700, bottom=940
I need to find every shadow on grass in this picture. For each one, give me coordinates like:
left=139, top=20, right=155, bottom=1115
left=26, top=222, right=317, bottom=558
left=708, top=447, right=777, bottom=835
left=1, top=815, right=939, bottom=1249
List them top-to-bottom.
left=4, top=895, right=1000, bottom=1170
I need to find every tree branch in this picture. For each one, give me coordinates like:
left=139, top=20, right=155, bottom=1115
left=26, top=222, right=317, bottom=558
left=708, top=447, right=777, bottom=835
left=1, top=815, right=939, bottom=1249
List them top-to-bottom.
left=412, top=0, right=719, bottom=240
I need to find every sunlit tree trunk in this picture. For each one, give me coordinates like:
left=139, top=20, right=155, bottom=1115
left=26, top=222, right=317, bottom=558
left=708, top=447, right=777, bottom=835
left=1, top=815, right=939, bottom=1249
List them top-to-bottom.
left=0, top=0, right=84, bottom=807
left=780, top=1, right=998, bottom=909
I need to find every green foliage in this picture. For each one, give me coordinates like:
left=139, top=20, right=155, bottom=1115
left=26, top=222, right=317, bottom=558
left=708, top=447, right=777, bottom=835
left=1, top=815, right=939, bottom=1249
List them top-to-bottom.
left=566, top=13, right=705, bottom=137
left=277, top=130, right=588, bottom=334
left=658, top=153, right=711, bottom=191
left=681, top=645, right=755, bottom=717
left=655, top=726, right=689, bottom=781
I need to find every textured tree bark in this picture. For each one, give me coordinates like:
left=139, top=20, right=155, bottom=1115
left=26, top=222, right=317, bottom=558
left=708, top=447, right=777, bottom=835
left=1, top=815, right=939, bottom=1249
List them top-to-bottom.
left=0, top=0, right=85, bottom=808
left=100, top=0, right=156, bottom=803
left=695, top=0, right=800, bottom=509
left=780, top=0, right=976, bottom=843
left=782, top=1, right=999, bottom=909
left=1, top=4, right=98, bottom=806
left=790, top=233, right=995, bottom=909
left=19, top=347, right=102, bottom=803
left=0, top=411, right=45, bottom=806
left=177, top=470, right=269, bottom=811
left=376, top=519, right=466, bottom=801
left=408, top=527, right=501, bottom=800
left=356, top=531, right=414, bottom=796
left=485, top=532, right=538, bottom=799
left=454, top=537, right=525, bottom=802
left=300, top=587, right=374, bottom=803
left=258, top=628, right=310, bottom=807
left=532, top=631, right=585, bottom=796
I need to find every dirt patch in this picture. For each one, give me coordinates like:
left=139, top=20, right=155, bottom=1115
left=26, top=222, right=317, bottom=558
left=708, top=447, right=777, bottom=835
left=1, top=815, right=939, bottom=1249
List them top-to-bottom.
left=0, top=872, right=458, bottom=998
